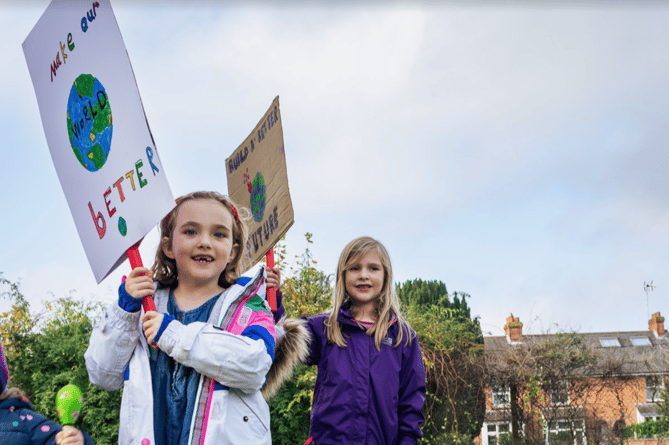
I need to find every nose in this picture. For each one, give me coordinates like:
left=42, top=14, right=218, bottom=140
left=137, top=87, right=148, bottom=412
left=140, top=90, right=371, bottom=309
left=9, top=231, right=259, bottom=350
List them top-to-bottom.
left=197, top=233, right=212, bottom=248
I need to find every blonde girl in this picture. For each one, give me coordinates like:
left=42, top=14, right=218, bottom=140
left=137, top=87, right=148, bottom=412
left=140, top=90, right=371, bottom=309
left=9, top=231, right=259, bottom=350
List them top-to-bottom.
left=277, top=236, right=426, bottom=445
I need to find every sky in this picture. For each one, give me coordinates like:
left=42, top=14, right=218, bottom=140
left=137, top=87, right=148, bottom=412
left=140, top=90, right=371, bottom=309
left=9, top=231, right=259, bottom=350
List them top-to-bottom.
left=1, top=0, right=668, bottom=337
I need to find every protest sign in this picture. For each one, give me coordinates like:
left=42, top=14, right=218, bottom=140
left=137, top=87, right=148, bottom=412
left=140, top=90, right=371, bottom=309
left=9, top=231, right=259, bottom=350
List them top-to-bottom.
left=23, top=0, right=174, bottom=283
left=226, top=96, right=294, bottom=268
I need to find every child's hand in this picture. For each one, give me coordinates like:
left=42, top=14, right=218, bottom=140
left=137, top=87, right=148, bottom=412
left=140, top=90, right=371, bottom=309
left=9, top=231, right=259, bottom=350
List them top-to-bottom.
left=267, top=266, right=281, bottom=289
left=125, top=267, right=154, bottom=299
left=142, top=311, right=164, bottom=344
left=55, top=425, right=84, bottom=445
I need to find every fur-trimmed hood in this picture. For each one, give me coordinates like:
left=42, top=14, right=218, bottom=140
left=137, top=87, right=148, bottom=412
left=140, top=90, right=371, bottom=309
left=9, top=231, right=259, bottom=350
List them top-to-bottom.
left=262, top=317, right=311, bottom=400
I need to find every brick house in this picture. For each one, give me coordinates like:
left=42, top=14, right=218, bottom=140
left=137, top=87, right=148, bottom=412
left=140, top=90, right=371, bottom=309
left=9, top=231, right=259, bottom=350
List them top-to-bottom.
left=479, top=312, right=669, bottom=445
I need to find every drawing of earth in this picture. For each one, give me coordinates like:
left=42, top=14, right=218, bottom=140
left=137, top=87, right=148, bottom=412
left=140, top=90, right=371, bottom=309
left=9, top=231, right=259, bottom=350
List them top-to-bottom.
left=66, top=74, right=113, bottom=172
left=250, top=172, right=266, bottom=223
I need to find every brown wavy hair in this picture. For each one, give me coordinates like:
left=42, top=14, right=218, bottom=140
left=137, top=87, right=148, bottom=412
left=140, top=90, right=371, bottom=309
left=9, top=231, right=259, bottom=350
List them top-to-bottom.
left=152, top=191, right=249, bottom=289
left=326, top=236, right=412, bottom=351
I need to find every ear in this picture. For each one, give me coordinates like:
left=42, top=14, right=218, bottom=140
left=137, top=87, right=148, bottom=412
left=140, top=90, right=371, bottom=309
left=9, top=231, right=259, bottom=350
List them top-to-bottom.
left=162, top=236, right=174, bottom=259
left=228, top=244, right=238, bottom=263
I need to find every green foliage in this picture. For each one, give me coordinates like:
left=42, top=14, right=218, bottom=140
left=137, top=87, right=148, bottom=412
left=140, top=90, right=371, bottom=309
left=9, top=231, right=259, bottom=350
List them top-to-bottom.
left=278, top=233, right=332, bottom=318
left=268, top=234, right=330, bottom=443
left=0, top=275, right=121, bottom=445
left=398, top=279, right=485, bottom=443
left=269, top=364, right=316, bottom=445
left=624, top=417, right=669, bottom=439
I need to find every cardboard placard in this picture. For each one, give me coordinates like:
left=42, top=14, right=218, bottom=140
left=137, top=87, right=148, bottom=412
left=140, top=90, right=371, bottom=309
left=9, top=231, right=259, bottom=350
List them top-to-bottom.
left=23, top=0, right=174, bottom=283
left=226, top=96, right=294, bottom=268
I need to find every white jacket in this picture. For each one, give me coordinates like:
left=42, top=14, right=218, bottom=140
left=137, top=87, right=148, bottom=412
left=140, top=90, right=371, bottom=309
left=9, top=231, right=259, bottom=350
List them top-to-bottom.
left=85, top=267, right=275, bottom=445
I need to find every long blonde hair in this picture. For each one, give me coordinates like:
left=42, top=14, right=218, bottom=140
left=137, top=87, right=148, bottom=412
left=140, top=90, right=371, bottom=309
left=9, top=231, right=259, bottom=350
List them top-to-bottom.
left=152, top=191, right=249, bottom=289
left=326, top=236, right=411, bottom=351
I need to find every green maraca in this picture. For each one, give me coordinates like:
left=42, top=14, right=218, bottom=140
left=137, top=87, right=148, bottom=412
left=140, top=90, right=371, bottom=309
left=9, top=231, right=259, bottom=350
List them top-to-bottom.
left=56, top=384, right=82, bottom=425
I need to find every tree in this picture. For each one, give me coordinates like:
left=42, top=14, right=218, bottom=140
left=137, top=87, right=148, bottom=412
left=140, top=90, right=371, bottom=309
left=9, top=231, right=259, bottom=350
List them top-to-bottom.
left=267, top=234, right=332, bottom=444
left=0, top=274, right=121, bottom=445
left=398, top=279, right=486, bottom=444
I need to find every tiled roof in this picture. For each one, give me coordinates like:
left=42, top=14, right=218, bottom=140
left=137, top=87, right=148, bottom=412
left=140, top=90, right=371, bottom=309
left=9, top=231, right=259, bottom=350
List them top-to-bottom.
left=484, top=330, right=669, bottom=375
left=636, top=403, right=661, bottom=417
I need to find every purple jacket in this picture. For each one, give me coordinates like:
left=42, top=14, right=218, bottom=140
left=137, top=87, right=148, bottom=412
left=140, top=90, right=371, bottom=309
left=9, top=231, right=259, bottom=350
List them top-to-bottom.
left=304, top=303, right=426, bottom=445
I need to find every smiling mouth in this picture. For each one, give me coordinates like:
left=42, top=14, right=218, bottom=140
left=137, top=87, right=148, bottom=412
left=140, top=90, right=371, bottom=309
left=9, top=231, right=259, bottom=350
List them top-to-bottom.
left=193, top=255, right=214, bottom=263
left=356, top=284, right=372, bottom=290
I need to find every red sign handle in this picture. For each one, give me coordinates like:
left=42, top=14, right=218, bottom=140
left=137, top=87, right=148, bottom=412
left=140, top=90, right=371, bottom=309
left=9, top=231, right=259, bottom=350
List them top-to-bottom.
left=126, top=241, right=156, bottom=313
left=126, top=241, right=158, bottom=349
left=266, top=248, right=276, bottom=312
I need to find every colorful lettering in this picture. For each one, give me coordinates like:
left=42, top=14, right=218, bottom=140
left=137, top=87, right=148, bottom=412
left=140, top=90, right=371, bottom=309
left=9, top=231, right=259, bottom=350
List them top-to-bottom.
left=82, top=2, right=100, bottom=32
left=49, top=32, right=78, bottom=82
left=59, top=41, right=68, bottom=64
left=50, top=53, right=61, bottom=82
left=146, top=147, right=159, bottom=175
left=136, top=160, right=147, bottom=188
left=125, top=170, right=136, bottom=191
left=113, top=177, right=126, bottom=202
left=103, top=187, right=116, bottom=218
left=88, top=202, right=106, bottom=239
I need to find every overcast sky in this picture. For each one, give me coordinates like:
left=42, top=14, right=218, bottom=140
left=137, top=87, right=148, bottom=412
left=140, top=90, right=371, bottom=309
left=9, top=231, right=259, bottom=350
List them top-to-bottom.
left=2, top=1, right=668, bottom=337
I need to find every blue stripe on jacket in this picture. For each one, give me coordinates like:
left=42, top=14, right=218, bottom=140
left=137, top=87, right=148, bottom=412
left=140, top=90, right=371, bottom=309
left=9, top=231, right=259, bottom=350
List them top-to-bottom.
left=241, top=325, right=276, bottom=362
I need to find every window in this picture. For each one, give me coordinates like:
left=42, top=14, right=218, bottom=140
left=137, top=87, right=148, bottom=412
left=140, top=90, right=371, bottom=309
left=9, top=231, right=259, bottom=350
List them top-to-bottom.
left=599, top=337, right=621, bottom=347
left=631, top=337, right=652, bottom=347
left=646, top=376, right=665, bottom=402
left=551, top=380, right=569, bottom=405
left=492, top=385, right=511, bottom=408
left=546, top=419, right=585, bottom=445
left=613, top=420, right=625, bottom=439
left=485, top=422, right=511, bottom=445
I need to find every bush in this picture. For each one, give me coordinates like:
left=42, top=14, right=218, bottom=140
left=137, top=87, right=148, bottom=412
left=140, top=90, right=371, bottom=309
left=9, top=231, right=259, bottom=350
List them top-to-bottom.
left=0, top=275, right=121, bottom=445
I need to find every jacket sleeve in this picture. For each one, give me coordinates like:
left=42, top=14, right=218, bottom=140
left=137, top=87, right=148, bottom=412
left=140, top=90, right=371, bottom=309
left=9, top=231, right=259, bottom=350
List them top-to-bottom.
left=84, top=302, right=142, bottom=391
left=156, top=309, right=275, bottom=393
left=302, top=315, right=324, bottom=366
left=397, top=330, right=427, bottom=445
left=25, top=409, right=92, bottom=445
left=26, top=409, right=60, bottom=445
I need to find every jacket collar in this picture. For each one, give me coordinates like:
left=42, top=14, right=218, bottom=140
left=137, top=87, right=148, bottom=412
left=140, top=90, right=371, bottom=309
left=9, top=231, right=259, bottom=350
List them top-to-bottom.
left=337, top=301, right=398, bottom=328
left=0, top=397, right=32, bottom=411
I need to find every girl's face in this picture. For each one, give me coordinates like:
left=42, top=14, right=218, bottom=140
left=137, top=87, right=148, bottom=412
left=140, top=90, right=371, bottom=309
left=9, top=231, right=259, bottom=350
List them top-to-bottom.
left=163, top=199, right=237, bottom=291
left=344, top=250, right=385, bottom=311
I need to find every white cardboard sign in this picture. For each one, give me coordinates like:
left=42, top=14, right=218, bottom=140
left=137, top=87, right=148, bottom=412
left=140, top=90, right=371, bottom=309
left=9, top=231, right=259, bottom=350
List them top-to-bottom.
left=23, top=0, right=174, bottom=283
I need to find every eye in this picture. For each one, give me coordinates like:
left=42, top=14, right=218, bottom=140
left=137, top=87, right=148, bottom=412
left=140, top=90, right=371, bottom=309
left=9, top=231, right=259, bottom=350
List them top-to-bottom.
left=184, top=229, right=196, bottom=235
left=214, top=231, right=228, bottom=238
left=349, top=266, right=360, bottom=271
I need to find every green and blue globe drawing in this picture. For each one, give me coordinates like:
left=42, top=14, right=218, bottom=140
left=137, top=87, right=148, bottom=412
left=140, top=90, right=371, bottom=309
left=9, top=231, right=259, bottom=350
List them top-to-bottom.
left=66, top=74, right=113, bottom=172
left=250, top=172, right=267, bottom=222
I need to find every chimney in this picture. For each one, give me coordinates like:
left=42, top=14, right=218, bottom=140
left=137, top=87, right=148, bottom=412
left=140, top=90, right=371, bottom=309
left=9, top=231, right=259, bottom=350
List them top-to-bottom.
left=649, top=312, right=665, bottom=337
left=504, top=314, right=523, bottom=343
